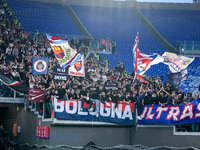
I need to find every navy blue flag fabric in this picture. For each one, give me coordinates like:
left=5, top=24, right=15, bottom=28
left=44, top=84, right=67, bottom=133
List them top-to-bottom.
left=32, top=57, right=48, bottom=75
left=167, top=69, right=188, bottom=90
left=52, top=98, right=136, bottom=126
left=138, top=99, right=200, bottom=125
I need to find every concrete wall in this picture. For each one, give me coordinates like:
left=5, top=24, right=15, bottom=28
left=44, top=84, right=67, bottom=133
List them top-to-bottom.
left=2, top=107, right=200, bottom=148
left=2, top=107, right=132, bottom=147
left=47, top=125, right=132, bottom=146
left=131, top=127, right=200, bottom=148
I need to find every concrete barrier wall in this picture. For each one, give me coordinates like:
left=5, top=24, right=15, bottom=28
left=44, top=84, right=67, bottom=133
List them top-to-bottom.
left=1, top=107, right=132, bottom=146
left=2, top=107, right=200, bottom=148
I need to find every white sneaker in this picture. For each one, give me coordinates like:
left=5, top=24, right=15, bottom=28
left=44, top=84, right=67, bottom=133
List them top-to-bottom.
left=96, top=114, right=99, bottom=117
left=137, top=116, right=141, bottom=120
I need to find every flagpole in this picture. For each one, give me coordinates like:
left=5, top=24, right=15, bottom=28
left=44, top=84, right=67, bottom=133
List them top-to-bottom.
left=132, top=32, right=139, bottom=84
left=135, top=32, right=139, bottom=76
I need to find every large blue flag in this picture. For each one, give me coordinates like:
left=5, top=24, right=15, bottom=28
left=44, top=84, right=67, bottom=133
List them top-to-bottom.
left=32, top=57, right=48, bottom=75
left=138, top=99, right=200, bottom=125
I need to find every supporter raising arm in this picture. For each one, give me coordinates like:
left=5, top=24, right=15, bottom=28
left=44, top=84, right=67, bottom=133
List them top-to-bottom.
left=157, top=87, right=169, bottom=107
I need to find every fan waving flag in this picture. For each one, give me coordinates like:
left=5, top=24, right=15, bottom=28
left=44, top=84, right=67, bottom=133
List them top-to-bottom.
left=133, top=33, right=164, bottom=76
left=46, top=34, right=82, bottom=69
left=0, top=74, right=29, bottom=94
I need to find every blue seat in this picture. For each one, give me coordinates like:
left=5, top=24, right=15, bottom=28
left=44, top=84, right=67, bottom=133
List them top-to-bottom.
left=7, top=0, right=81, bottom=38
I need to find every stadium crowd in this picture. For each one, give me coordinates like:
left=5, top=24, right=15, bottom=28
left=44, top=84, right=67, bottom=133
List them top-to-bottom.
left=0, top=1, right=199, bottom=133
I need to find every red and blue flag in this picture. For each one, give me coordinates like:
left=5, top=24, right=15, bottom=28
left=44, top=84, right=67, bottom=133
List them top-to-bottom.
left=46, top=34, right=82, bottom=69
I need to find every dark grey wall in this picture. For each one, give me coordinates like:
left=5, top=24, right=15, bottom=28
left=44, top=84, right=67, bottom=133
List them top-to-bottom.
left=1, top=107, right=40, bottom=143
left=2, top=107, right=132, bottom=147
left=3, top=107, right=200, bottom=148
left=47, top=125, right=132, bottom=146
left=131, top=127, right=200, bottom=148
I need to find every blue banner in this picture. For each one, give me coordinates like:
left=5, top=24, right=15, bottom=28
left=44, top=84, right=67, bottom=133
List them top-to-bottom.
left=32, top=57, right=48, bottom=75
left=52, top=98, right=136, bottom=126
left=138, top=99, right=200, bottom=125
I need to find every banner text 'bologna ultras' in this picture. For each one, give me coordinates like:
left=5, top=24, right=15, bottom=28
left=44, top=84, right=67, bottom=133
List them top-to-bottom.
left=53, top=98, right=136, bottom=126
left=138, top=99, right=200, bottom=125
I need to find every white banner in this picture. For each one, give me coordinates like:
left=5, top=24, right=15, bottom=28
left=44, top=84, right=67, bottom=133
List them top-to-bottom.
left=46, top=34, right=82, bottom=69
left=162, top=52, right=194, bottom=73
left=69, top=55, right=85, bottom=77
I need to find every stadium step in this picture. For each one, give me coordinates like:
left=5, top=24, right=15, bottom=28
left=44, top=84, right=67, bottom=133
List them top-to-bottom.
left=63, top=5, right=92, bottom=37
left=132, top=8, right=177, bottom=53
left=28, top=101, right=53, bottom=123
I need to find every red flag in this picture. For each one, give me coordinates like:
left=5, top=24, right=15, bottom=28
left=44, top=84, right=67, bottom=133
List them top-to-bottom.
left=135, top=33, right=139, bottom=75
left=27, top=88, right=46, bottom=103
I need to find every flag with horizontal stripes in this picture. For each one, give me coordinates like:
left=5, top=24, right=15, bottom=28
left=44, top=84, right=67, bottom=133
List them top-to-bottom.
left=46, top=34, right=82, bottom=69
left=0, top=74, right=29, bottom=94
left=6, top=80, right=21, bottom=86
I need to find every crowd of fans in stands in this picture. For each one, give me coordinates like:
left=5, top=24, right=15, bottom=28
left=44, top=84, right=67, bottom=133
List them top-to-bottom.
left=0, top=2, right=200, bottom=133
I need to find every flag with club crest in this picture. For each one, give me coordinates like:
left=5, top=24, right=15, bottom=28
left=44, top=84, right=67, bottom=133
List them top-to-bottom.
left=46, top=34, right=82, bottom=69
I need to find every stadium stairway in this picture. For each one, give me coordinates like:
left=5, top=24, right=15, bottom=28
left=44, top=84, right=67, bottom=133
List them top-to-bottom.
left=6, top=0, right=81, bottom=39
left=63, top=5, right=92, bottom=38
left=132, top=8, right=176, bottom=53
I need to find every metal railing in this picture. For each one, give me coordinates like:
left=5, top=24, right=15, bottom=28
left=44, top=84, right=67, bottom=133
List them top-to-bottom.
left=176, top=41, right=200, bottom=56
